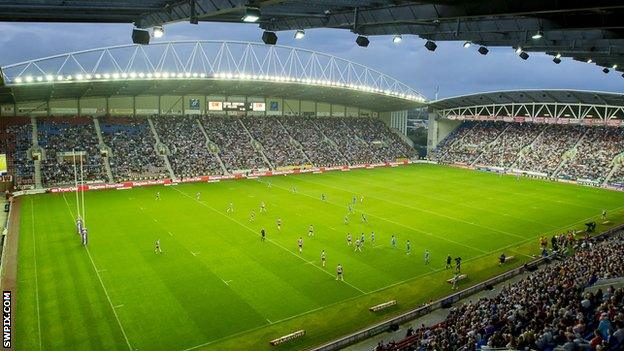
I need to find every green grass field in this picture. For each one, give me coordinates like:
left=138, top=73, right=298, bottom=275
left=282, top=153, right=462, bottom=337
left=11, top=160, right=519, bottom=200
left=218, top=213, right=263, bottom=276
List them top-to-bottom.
left=14, top=164, right=624, bottom=351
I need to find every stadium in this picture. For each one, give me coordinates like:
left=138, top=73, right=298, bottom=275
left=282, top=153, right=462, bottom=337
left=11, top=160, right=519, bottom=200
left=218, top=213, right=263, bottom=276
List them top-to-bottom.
left=1, top=2, right=624, bottom=351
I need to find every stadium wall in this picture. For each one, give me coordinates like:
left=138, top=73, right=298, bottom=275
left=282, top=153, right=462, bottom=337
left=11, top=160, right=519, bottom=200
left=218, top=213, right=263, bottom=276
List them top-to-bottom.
left=0, top=96, right=375, bottom=118
left=426, top=116, right=461, bottom=153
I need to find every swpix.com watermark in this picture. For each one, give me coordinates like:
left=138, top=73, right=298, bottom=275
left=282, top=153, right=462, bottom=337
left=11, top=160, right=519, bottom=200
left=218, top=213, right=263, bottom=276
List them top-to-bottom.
left=3, top=291, right=11, bottom=348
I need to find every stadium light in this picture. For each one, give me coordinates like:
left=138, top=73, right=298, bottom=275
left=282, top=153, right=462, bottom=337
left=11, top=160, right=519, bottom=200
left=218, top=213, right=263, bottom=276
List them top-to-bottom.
left=242, top=7, right=261, bottom=22
left=153, top=26, right=164, bottom=38
left=294, top=30, right=305, bottom=40
left=531, top=30, right=543, bottom=39
left=262, top=31, right=278, bottom=45
left=355, top=35, right=369, bottom=47
left=392, top=35, right=403, bottom=44
left=424, top=40, right=437, bottom=51
left=463, top=41, right=471, bottom=48
left=478, top=46, right=489, bottom=55
left=515, top=47, right=523, bottom=55
left=555, top=53, right=562, bottom=59
left=587, top=58, right=593, bottom=63
left=613, top=64, right=618, bottom=69
left=46, top=75, right=54, bottom=81
left=25, top=76, right=33, bottom=82
left=14, top=77, right=22, bottom=83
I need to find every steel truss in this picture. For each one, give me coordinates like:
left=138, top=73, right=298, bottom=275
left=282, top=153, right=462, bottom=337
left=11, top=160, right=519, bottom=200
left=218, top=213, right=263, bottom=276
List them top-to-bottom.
left=0, top=40, right=424, bottom=102
left=434, top=102, right=624, bottom=124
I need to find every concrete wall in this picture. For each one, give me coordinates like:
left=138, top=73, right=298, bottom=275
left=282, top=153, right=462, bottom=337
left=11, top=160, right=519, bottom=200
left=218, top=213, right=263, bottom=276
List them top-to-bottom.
left=0, top=96, right=392, bottom=119
left=427, top=115, right=462, bottom=154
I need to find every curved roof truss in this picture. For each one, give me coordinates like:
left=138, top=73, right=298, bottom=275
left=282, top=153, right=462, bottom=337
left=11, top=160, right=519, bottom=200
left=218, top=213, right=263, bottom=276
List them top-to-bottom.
left=0, top=40, right=425, bottom=103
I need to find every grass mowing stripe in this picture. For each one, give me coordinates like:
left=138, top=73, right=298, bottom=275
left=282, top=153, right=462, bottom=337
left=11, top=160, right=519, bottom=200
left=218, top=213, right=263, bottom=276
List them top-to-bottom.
left=411, top=168, right=602, bottom=211
left=321, top=170, right=561, bottom=230
left=292, top=175, right=529, bottom=240
left=257, top=178, right=488, bottom=254
left=170, top=186, right=368, bottom=294
left=61, top=193, right=133, bottom=351
left=29, top=199, right=42, bottom=350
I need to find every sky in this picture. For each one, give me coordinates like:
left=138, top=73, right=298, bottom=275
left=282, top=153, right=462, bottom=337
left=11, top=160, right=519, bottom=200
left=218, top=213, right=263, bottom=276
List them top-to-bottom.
left=1, top=21, right=622, bottom=100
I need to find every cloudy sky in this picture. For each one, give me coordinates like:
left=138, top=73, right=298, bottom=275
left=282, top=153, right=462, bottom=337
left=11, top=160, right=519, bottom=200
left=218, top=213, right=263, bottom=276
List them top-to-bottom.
left=1, top=21, right=622, bottom=99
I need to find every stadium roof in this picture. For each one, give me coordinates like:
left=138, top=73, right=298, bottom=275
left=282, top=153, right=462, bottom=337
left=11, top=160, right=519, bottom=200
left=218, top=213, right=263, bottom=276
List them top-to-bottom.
left=1, top=1, right=623, bottom=73
left=0, top=41, right=425, bottom=111
left=429, top=90, right=624, bottom=111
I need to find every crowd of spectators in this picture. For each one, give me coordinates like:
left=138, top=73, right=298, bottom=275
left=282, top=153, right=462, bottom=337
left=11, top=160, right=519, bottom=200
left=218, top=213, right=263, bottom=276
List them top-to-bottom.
left=5, top=114, right=414, bottom=185
left=200, top=115, right=268, bottom=172
left=153, top=116, right=223, bottom=177
left=241, top=116, right=309, bottom=167
left=278, top=116, right=346, bottom=166
left=38, top=117, right=105, bottom=186
left=100, top=117, right=168, bottom=181
left=317, top=117, right=379, bottom=164
left=345, top=117, right=416, bottom=162
left=1, top=119, right=34, bottom=187
left=433, top=121, right=508, bottom=165
left=434, top=121, right=624, bottom=183
left=477, top=123, right=544, bottom=168
left=516, top=125, right=586, bottom=176
left=559, top=127, right=624, bottom=183
left=376, top=232, right=624, bottom=351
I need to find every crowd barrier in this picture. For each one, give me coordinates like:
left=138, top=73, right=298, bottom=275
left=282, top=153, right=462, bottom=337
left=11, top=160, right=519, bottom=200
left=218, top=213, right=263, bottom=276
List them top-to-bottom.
left=10, top=160, right=412, bottom=196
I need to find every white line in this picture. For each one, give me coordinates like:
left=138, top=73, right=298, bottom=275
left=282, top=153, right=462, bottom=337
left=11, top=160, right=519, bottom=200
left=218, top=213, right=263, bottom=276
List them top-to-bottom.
left=320, top=171, right=564, bottom=230
left=293, top=176, right=529, bottom=240
left=258, top=179, right=488, bottom=254
left=171, top=187, right=367, bottom=294
left=61, top=194, right=133, bottom=350
left=30, top=199, right=42, bottom=351
left=168, top=231, right=173, bottom=236
left=84, top=248, right=133, bottom=350
left=191, top=251, right=200, bottom=256
left=97, top=269, right=107, bottom=273
left=114, top=304, right=124, bottom=308
left=266, top=318, right=272, bottom=324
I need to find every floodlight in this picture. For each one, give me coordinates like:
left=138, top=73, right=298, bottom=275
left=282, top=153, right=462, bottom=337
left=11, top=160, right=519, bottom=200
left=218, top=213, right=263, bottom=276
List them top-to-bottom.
left=242, top=8, right=260, bottom=22
left=153, top=26, right=164, bottom=38
left=132, top=29, right=150, bottom=45
left=294, top=30, right=305, bottom=40
left=531, top=30, right=543, bottom=39
left=262, top=31, right=278, bottom=45
left=356, top=35, right=370, bottom=47
left=393, top=35, right=403, bottom=44
left=424, top=40, right=437, bottom=51
left=463, top=41, right=471, bottom=48
left=515, top=47, right=523, bottom=55
left=555, top=53, right=562, bottom=59
left=587, top=58, right=592, bottom=63
left=613, top=64, right=618, bottom=69
left=25, top=76, right=33, bottom=82
left=14, top=77, right=22, bottom=83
